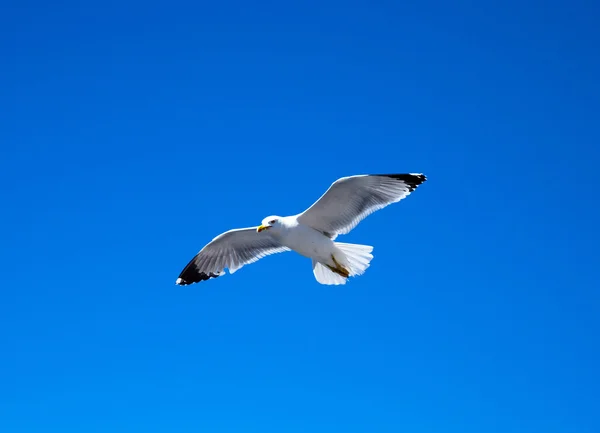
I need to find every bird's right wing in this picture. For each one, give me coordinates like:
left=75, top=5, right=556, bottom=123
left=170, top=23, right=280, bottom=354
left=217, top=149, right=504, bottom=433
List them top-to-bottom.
left=297, top=173, right=426, bottom=237
left=176, top=227, right=290, bottom=285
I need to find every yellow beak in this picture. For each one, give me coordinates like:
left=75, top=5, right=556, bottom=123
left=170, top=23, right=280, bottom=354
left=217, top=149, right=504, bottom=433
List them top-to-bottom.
left=257, top=224, right=269, bottom=233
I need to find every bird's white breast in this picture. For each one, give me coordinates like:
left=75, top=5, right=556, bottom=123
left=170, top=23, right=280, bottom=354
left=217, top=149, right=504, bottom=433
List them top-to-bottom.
left=273, top=217, right=335, bottom=262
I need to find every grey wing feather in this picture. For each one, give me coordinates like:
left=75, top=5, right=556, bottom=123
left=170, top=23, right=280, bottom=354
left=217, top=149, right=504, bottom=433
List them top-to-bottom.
left=297, top=173, right=426, bottom=237
left=176, top=227, right=290, bottom=285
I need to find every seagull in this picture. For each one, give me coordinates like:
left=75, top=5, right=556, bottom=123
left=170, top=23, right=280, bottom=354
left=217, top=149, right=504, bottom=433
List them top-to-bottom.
left=176, top=173, right=427, bottom=286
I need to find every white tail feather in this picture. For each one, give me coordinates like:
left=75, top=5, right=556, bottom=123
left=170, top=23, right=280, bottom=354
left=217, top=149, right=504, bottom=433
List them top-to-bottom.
left=334, top=242, right=374, bottom=276
left=311, top=243, right=374, bottom=285
left=312, top=260, right=348, bottom=285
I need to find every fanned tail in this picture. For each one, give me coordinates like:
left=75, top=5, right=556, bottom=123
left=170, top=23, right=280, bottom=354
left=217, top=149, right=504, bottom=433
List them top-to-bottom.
left=335, top=242, right=374, bottom=276
left=312, top=243, right=374, bottom=285
left=312, top=260, right=348, bottom=285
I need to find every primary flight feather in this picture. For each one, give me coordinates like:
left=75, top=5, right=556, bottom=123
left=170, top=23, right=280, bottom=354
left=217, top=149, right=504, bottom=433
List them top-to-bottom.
left=176, top=173, right=426, bottom=286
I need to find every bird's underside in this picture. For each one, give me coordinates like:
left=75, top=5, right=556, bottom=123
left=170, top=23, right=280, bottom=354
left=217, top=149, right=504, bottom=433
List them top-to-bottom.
left=176, top=173, right=427, bottom=286
left=327, top=255, right=350, bottom=278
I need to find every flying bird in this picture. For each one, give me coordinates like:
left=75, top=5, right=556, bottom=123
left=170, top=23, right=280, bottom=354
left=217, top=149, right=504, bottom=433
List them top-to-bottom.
left=176, top=173, right=426, bottom=286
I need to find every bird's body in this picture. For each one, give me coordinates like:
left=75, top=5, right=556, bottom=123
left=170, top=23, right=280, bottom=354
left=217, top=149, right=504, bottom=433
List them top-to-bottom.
left=176, top=173, right=426, bottom=286
left=268, top=217, right=336, bottom=264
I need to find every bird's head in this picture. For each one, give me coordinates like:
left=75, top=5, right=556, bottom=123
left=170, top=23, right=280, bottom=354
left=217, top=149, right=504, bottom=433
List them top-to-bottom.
left=257, top=216, right=281, bottom=233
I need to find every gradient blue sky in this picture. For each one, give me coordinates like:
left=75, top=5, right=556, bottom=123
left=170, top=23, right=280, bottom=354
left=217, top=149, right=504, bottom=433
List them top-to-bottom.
left=2, top=1, right=599, bottom=432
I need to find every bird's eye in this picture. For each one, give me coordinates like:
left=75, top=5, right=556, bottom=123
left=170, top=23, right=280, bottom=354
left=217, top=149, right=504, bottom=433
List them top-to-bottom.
left=269, top=219, right=276, bottom=224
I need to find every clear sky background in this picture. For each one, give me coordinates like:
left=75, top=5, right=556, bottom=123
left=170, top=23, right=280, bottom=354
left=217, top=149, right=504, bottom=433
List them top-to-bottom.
left=2, top=1, right=599, bottom=432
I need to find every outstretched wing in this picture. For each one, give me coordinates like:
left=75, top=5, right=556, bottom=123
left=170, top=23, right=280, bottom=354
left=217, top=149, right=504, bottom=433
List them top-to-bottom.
left=297, top=173, right=426, bottom=237
left=176, top=227, right=290, bottom=285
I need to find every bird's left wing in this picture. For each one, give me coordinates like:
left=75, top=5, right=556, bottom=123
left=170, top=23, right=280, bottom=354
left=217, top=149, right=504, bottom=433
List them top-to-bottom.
left=297, top=173, right=426, bottom=237
left=176, top=227, right=290, bottom=285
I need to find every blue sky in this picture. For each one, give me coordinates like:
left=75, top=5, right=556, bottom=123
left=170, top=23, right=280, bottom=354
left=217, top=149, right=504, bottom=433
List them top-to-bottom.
left=2, top=1, right=599, bottom=432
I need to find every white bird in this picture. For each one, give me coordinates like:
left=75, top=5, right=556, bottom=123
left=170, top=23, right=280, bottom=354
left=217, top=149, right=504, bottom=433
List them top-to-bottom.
left=176, top=173, right=426, bottom=286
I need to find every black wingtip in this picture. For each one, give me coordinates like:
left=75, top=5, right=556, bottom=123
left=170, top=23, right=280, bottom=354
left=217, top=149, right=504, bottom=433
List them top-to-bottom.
left=377, top=173, right=427, bottom=191
left=176, top=257, right=221, bottom=285
left=176, top=271, right=221, bottom=286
